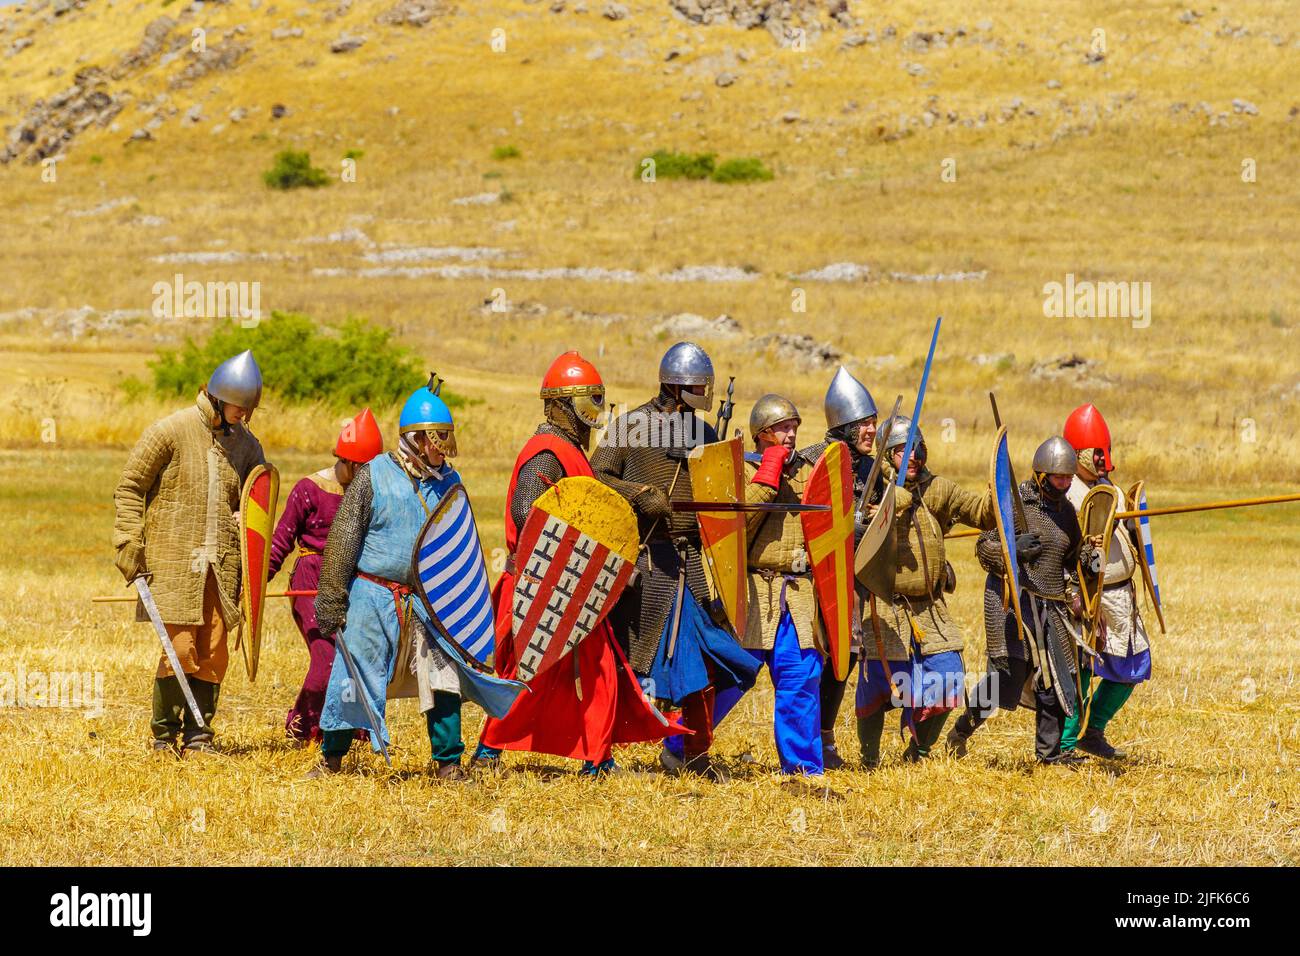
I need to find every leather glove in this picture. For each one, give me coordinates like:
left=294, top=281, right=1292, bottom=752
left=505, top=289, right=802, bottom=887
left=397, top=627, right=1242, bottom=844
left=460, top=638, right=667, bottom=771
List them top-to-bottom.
left=750, top=444, right=790, bottom=490
left=633, top=485, right=672, bottom=521
left=1015, top=532, right=1042, bottom=563
left=114, top=543, right=146, bottom=583
left=1085, top=548, right=1103, bottom=574
left=989, top=655, right=1010, bottom=673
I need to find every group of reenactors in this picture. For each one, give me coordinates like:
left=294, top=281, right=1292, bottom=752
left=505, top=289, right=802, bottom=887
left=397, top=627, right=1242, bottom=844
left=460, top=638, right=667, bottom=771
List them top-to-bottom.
left=112, top=341, right=1155, bottom=789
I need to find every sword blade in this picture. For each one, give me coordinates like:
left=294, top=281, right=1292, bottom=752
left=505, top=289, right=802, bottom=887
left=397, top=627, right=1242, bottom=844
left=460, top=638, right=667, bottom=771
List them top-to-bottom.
left=134, top=577, right=206, bottom=730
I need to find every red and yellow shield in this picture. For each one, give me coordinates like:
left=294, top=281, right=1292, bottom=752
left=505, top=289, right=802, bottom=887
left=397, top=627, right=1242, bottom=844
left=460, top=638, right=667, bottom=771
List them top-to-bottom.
left=688, top=437, right=747, bottom=642
left=801, top=441, right=855, bottom=680
left=239, top=463, right=279, bottom=682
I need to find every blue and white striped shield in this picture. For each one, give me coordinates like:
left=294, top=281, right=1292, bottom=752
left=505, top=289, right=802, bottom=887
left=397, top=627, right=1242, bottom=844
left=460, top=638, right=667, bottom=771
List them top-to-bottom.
left=411, top=483, right=495, bottom=665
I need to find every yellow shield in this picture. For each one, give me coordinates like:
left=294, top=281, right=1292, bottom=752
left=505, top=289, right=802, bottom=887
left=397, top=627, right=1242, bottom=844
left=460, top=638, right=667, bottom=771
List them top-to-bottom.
left=688, top=437, right=747, bottom=642
left=238, top=463, right=280, bottom=682
left=1077, top=483, right=1121, bottom=649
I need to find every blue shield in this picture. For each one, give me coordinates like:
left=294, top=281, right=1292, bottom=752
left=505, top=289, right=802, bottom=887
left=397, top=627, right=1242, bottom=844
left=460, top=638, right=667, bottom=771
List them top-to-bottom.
left=412, top=484, right=495, bottom=664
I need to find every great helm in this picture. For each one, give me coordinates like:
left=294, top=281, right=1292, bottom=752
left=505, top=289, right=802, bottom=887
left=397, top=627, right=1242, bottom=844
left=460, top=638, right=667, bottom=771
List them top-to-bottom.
left=658, top=341, right=714, bottom=413
left=206, top=350, right=263, bottom=412
left=540, top=350, right=606, bottom=429
left=824, top=366, right=877, bottom=431
left=399, top=373, right=457, bottom=458
left=748, top=394, right=801, bottom=442
left=1063, top=403, right=1113, bottom=474
left=335, top=407, right=384, bottom=464
left=1032, top=436, right=1077, bottom=477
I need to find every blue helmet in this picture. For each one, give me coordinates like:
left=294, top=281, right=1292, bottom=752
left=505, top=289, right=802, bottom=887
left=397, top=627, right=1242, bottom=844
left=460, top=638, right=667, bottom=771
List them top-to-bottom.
left=399, top=373, right=457, bottom=458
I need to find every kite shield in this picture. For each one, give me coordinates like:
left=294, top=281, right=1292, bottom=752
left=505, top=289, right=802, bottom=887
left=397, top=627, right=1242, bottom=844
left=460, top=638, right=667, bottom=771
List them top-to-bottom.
left=990, top=426, right=1037, bottom=676
left=688, top=436, right=748, bottom=642
left=801, top=441, right=856, bottom=681
left=238, top=463, right=279, bottom=682
left=507, top=476, right=640, bottom=684
left=1077, top=483, right=1121, bottom=647
left=412, top=484, right=497, bottom=666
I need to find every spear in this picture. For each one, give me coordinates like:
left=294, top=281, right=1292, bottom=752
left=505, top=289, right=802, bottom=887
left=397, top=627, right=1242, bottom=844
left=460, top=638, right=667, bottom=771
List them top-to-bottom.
left=713, top=375, right=736, bottom=438
left=944, top=491, right=1300, bottom=539
left=93, top=590, right=316, bottom=602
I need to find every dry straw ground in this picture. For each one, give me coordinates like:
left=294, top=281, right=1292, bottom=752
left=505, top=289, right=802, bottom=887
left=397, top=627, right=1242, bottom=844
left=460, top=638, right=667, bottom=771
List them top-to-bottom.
left=0, top=1, right=1296, bottom=864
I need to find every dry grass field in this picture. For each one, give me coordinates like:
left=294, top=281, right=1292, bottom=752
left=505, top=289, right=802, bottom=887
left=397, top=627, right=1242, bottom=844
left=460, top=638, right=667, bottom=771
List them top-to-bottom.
left=0, top=0, right=1296, bottom=865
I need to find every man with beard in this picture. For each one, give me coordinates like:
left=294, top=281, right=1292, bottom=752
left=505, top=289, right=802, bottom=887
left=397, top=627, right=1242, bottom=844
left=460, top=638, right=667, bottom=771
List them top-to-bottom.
left=591, top=342, right=760, bottom=782
left=799, top=367, right=880, bottom=769
left=948, top=436, right=1101, bottom=766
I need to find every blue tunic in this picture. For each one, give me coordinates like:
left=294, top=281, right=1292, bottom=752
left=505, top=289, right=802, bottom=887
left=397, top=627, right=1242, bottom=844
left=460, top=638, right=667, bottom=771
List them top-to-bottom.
left=320, top=454, right=460, bottom=751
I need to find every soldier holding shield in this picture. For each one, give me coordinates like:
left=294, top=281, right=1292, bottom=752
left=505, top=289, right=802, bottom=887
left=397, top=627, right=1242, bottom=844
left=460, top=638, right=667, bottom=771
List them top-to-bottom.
left=592, top=343, right=761, bottom=782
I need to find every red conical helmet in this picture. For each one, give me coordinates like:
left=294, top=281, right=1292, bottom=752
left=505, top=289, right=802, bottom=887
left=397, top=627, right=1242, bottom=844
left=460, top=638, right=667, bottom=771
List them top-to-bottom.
left=540, top=351, right=606, bottom=428
left=1063, top=403, right=1112, bottom=472
left=335, top=407, right=384, bottom=464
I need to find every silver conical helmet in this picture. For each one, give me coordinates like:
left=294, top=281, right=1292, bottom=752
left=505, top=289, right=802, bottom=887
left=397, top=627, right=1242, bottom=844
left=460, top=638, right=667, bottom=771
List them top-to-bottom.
left=658, top=341, right=714, bottom=412
left=206, top=349, right=263, bottom=409
left=823, top=366, right=877, bottom=430
left=878, top=414, right=919, bottom=454
left=1032, top=436, right=1076, bottom=476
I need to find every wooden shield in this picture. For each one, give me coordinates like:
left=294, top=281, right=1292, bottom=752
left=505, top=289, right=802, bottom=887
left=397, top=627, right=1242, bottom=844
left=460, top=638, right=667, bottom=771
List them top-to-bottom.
left=688, top=436, right=747, bottom=642
left=800, top=441, right=855, bottom=681
left=239, top=463, right=279, bottom=682
left=508, top=476, right=640, bottom=683
left=1126, top=480, right=1166, bottom=634
left=853, top=482, right=897, bottom=601
left=1077, top=483, right=1120, bottom=647
left=413, top=484, right=496, bottom=666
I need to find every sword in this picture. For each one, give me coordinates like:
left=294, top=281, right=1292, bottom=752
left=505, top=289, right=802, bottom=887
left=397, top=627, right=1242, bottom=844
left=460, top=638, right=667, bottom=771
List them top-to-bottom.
left=857, top=395, right=903, bottom=522
left=670, top=501, right=830, bottom=513
left=664, top=537, right=689, bottom=663
left=133, top=577, right=206, bottom=730
left=330, top=625, right=391, bottom=766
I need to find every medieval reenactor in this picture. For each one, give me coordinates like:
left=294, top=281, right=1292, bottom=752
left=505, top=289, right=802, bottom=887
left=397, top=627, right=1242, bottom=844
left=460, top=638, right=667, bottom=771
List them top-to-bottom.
left=591, top=342, right=761, bottom=782
left=112, top=350, right=267, bottom=756
left=471, top=352, right=677, bottom=775
left=800, top=367, right=880, bottom=770
left=311, top=377, right=473, bottom=781
left=736, top=394, right=840, bottom=787
left=1061, top=403, right=1151, bottom=759
left=268, top=408, right=383, bottom=745
left=856, top=416, right=995, bottom=767
left=949, top=436, right=1101, bottom=766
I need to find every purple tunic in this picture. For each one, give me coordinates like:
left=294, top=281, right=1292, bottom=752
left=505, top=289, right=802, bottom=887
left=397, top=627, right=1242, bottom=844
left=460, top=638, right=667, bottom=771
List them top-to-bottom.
left=269, top=468, right=344, bottom=742
left=269, top=470, right=344, bottom=633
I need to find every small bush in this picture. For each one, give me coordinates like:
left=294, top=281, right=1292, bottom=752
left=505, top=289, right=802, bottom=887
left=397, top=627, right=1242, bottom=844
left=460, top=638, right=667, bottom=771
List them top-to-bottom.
left=492, top=145, right=521, bottom=160
left=344, top=148, right=365, bottom=161
left=262, top=150, right=330, bottom=190
left=638, top=150, right=716, bottom=180
left=89, top=154, right=104, bottom=165
left=711, top=157, right=773, bottom=183
left=483, top=170, right=503, bottom=179
left=141, top=311, right=459, bottom=411
left=119, top=374, right=149, bottom=403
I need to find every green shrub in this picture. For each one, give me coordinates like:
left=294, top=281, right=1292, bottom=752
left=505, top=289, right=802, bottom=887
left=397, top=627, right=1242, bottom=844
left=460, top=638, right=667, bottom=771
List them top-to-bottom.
left=492, top=145, right=521, bottom=160
left=344, top=148, right=365, bottom=161
left=262, top=150, right=330, bottom=190
left=638, top=150, right=716, bottom=180
left=711, top=157, right=773, bottom=183
left=141, top=311, right=460, bottom=411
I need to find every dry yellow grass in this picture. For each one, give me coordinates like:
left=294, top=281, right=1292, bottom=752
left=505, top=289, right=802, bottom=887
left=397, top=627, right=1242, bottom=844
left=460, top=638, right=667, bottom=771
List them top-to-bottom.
left=0, top=1, right=1296, bottom=865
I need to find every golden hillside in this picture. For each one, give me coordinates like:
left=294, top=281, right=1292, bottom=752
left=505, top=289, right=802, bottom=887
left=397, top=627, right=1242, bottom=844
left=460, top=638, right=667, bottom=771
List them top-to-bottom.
left=1, top=0, right=1297, bottom=486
